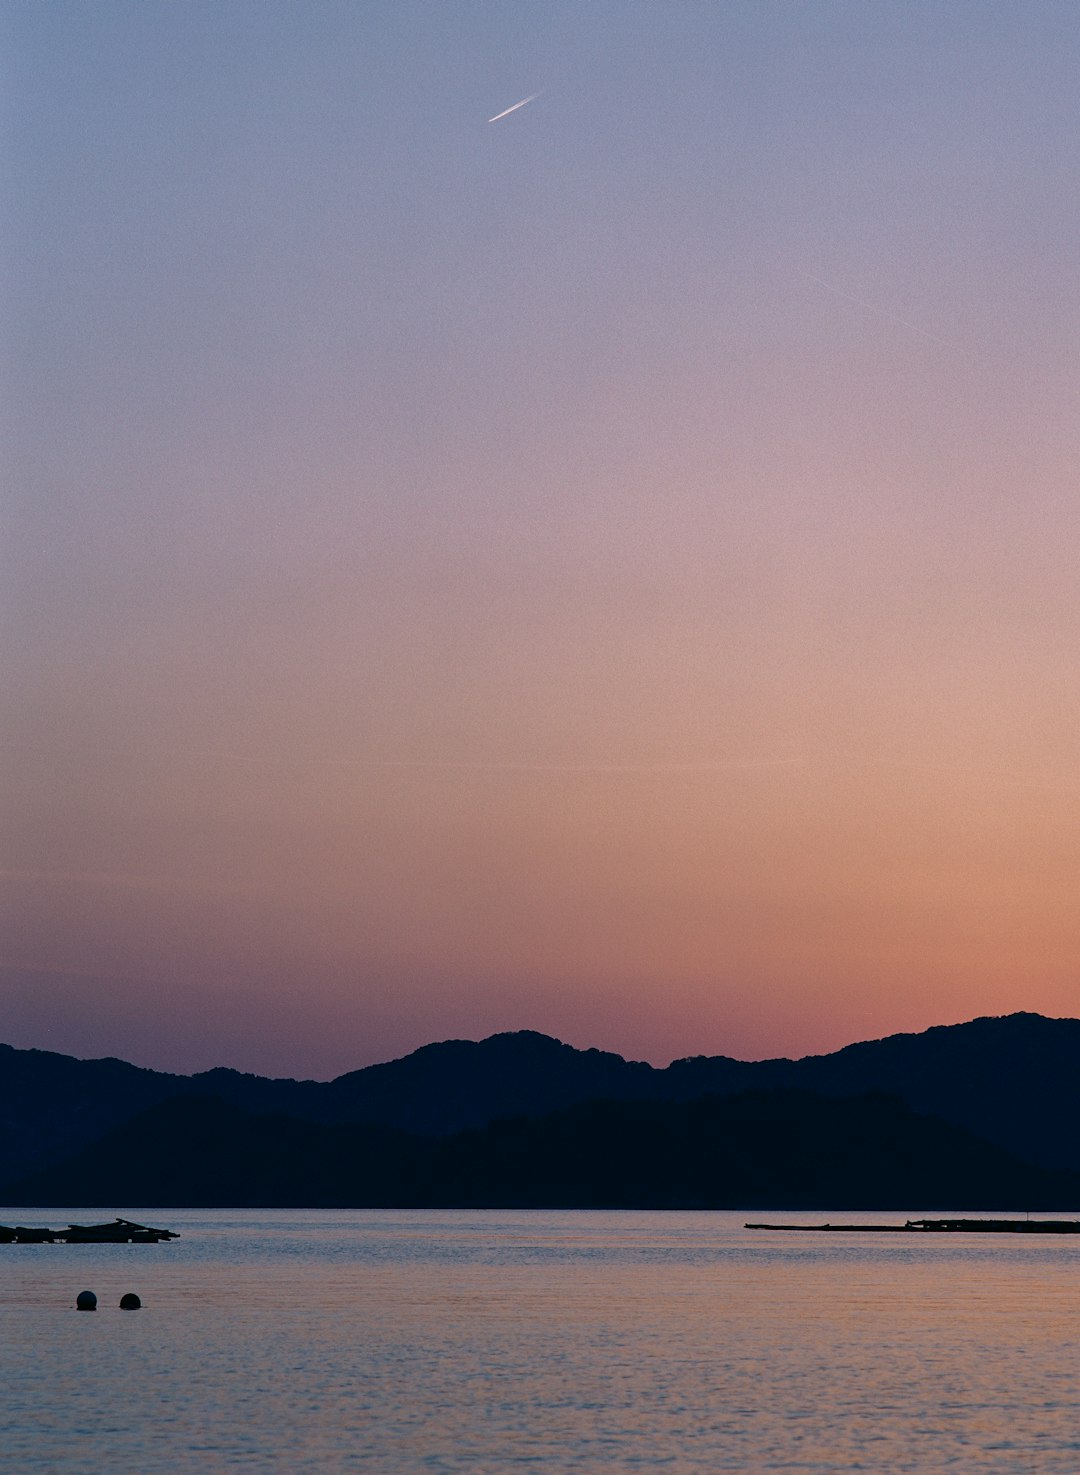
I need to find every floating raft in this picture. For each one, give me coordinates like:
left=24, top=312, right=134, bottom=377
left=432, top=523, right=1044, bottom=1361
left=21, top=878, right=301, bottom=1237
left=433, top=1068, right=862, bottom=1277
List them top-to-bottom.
left=0, top=1217, right=178, bottom=1245
left=746, top=1218, right=1080, bottom=1234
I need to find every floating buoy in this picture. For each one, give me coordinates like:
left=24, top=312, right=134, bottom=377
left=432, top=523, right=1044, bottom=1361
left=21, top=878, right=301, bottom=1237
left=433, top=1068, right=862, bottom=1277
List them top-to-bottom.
left=75, top=1290, right=97, bottom=1311
left=119, top=1292, right=141, bottom=1310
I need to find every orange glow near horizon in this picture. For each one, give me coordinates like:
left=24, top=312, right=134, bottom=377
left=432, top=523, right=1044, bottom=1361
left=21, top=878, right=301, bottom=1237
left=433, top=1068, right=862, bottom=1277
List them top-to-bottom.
left=4, top=4, right=1079, bottom=1076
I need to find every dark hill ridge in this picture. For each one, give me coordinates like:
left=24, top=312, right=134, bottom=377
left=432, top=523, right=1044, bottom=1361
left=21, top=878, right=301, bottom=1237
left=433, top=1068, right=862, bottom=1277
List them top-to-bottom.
left=2, top=1012, right=1080, bottom=1187
left=666, top=1012, right=1080, bottom=1173
left=0, top=1030, right=652, bottom=1186
left=320, top=1030, right=656, bottom=1134
left=0, top=1041, right=325, bottom=1188
left=8, top=1088, right=1077, bottom=1210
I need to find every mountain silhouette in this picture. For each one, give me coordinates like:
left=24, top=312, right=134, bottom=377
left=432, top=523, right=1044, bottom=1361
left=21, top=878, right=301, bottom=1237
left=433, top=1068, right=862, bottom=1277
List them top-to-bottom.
left=3, top=1012, right=1080, bottom=1196
left=8, top=1088, right=1076, bottom=1210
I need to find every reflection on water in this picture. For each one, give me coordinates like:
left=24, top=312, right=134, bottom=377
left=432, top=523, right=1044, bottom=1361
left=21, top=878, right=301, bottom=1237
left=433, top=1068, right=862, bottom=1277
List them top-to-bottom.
left=3, top=1209, right=1080, bottom=1472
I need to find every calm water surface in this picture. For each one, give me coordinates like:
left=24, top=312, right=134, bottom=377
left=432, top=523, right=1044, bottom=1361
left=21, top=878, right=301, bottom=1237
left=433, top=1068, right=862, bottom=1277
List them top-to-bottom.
left=3, top=1208, right=1080, bottom=1472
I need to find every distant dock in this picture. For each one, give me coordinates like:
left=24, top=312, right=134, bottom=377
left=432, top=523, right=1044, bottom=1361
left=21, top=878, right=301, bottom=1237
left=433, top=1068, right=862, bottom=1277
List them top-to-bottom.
left=746, top=1218, right=1080, bottom=1234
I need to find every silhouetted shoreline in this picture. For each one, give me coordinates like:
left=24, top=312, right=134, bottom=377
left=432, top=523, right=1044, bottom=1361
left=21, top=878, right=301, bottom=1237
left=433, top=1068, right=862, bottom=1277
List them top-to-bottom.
left=5, top=1014, right=1080, bottom=1210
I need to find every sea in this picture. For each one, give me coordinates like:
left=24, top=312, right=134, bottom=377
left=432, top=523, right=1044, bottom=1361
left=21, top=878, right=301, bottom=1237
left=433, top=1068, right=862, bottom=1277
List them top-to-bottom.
left=3, top=1208, right=1080, bottom=1473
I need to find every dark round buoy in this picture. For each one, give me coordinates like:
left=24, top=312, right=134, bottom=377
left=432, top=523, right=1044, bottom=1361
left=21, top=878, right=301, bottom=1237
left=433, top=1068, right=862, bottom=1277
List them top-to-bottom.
left=75, top=1290, right=97, bottom=1311
left=119, top=1292, right=141, bottom=1310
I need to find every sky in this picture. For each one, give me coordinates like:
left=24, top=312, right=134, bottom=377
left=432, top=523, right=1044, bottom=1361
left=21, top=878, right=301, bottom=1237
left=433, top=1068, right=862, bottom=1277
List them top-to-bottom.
left=3, top=0, right=1079, bottom=1079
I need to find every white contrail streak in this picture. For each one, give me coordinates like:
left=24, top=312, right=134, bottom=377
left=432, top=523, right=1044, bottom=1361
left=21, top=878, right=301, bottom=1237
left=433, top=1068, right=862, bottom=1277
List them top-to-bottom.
left=488, top=91, right=542, bottom=123
left=797, top=270, right=968, bottom=354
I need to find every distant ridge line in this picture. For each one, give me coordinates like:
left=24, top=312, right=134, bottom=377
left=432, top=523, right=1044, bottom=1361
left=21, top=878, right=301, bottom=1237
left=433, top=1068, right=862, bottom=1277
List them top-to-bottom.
left=3, top=1012, right=1080, bottom=1197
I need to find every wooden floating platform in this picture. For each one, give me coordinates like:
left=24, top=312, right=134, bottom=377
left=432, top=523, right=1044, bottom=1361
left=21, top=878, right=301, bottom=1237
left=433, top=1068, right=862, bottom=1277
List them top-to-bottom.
left=0, top=1217, right=178, bottom=1245
left=746, top=1218, right=1080, bottom=1234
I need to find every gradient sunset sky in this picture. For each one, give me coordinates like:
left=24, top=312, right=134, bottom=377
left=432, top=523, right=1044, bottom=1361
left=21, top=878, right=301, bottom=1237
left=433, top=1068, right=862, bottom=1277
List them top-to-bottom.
left=4, top=1, right=1079, bottom=1078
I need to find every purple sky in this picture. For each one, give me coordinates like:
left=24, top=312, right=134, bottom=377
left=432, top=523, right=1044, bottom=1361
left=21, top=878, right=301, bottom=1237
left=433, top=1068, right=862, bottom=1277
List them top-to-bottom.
left=4, top=1, right=1079, bottom=1078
